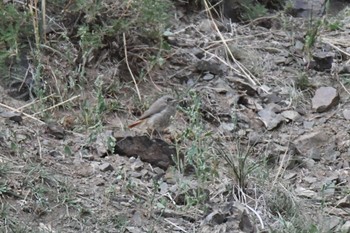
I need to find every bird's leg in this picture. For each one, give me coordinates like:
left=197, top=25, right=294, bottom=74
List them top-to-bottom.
left=145, top=128, right=153, bottom=139
left=146, top=128, right=162, bottom=140
left=150, top=129, right=155, bottom=140
left=154, top=130, right=163, bottom=139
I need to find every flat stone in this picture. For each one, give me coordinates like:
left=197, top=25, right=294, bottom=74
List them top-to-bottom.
left=294, top=40, right=304, bottom=51
left=202, top=73, right=215, bottom=81
left=311, top=87, right=339, bottom=113
left=258, top=108, right=284, bottom=130
left=343, top=109, right=350, bottom=120
left=281, top=110, right=301, bottom=121
left=0, top=111, right=23, bottom=123
left=303, top=121, right=314, bottom=129
left=219, top=122, right=236, bottom=133
left=292, top=131, right=330, bottom=159
left=131, top=158, right=144, bottom=171
left=99, top=162, right=114, bottom=172
left=152, top=167, right=165, bottom=175
left=130, top=171, right=142, bottom=178
left=283, top=172, right=297, bottom=180
left=303, top=176, right=317, bottom=184
left=159, top=182, right=168, bottom=195
left=295, top=186, right=317, bottom=198
left=337, top=196, right=350, bottom=208
left=131, top=211, right=143, bottom=227
left=323, top=216, right=342, bottom=232
left=341, top=221, right=350, bottom=233
left=125, top=226, right=143, bottom=233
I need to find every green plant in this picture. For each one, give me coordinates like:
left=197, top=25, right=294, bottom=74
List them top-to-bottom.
left=134, top=0, right=171, bottom=38
left=283, top=0, right=294, bottom=13
left=241, top=1, right=268, bottom=21
left=0, top=4, right=32, bottom=53
left=304, top=17, right=322, bottom=57
left=324, top=19, right=342, bottom=31
left=76, top=25, right=104, bottom=79
left=295, top=73, right=311, bottom=91
left=80, top=77, right=106, bottom=129
left=175, top=92, right=217, bottom=205
left=179, top=92, right=215, bottom=182
left=218, top=139, right=261, bottom=190
left=0, top=163, right=11, bottom=178
left=57, top=179, right=81, bottom=211
left=0, top=182, right=10, bottom=196
left=268, top=187, right=296, bottom=217
left=0, top=204, right=31, bottom=233
left=110, top=214, right=129, bottom=231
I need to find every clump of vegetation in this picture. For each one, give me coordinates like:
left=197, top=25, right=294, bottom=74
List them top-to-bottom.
left=0, top=0, right=172, bottom=99
left=0, top=0, right=173, bottom=131
left=197, top=0, right=283, bottom=21
left=241, top=0, right=269, bottom=21
left=0, top=3, right=33, bottom=82
left=295, top=73, right=311, bottom=91
left=175, top=92, right=217, bottom=204
left=179, top=93, right=212, bottom=176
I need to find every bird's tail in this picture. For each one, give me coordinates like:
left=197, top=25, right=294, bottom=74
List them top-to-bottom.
left=128, top=120, right=144, bottom=128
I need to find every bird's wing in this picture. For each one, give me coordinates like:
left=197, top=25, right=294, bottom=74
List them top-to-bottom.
left=138, top=100, right=167, bottom=120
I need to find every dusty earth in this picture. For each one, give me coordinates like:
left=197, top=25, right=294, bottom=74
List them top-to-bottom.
left=1, top=1, right=350, bottom=233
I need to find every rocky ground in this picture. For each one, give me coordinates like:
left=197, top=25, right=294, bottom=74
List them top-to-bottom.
left=1, top=1, right=350, bottom=232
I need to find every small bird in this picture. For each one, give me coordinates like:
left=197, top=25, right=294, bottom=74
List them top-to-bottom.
left=128, top=95, right=177, bottom=132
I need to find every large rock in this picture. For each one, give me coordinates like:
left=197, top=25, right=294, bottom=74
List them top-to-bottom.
left=286, top=0, right=326, bottom=17
left=312, top=51, right=334, bottom=71
left=311, top=87, right=339, bottom=113
left=258, top=103, right=284, bottom=130
left=292, top=131, right=331, bottom=160
left=114, top=136, right=179, bottom=170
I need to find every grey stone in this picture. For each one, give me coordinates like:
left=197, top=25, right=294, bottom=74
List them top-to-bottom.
left=312, top=51, right=335, bottom=71
left=202, top=73, right=215, bottom=81
left=312, top=87, right=339, bottom=113
left=258, top=108, right=284, bottom=130
left=343, top=109, right=350, bottom=120
left=281, top=110, right=301, bottom=121
left=0, top=111, right=22, bottom=123
left=303, top=121, right=314, bottom=129
left=219, top=122, right=236, bottom=133
left=293, top=131, right=330, bottom=159
left=99, top=162, right=114, bottom=172
left=295, top=186, right=317, bottom=198
left=337, top=196, right=350, bottom=208
left=341, top=221, right=350, bottom=233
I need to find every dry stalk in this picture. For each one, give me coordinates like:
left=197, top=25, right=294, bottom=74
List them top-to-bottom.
left=202, top=0, right=268, bottom=93
left=123, top=33, right=141, bottom=101
left=322, top=39, right=350, bottom=57
left=16, top=94, right=54, bottom=110
left=32, top=95, right=80, bottom=116
left=0, top=102, right=44, bottom=124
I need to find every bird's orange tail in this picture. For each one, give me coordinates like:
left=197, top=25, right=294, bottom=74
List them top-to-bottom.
left=128, top=120, right=143, bottom=128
